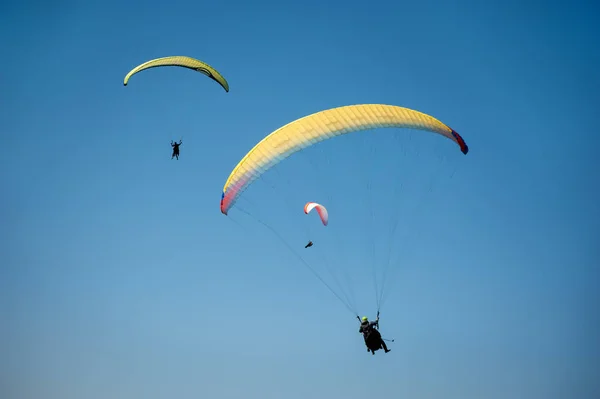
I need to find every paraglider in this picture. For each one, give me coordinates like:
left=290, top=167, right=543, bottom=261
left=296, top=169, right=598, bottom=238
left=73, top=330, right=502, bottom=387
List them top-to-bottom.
left=123, top=56, right=229, bottom=92
left=123, top=56, right=229, bottom=159
left=219, top=103, right=470, bottom=355
left=171, top=140, right=182, bottom=160
left=303, top=202, right=327, bottom=248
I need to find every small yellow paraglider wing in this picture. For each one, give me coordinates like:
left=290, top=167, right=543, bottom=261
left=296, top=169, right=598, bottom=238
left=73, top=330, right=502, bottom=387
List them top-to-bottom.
left=123, top=56, right=229, bottom=92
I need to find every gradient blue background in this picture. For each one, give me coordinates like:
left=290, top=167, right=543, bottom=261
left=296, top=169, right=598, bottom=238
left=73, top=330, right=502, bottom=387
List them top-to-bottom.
left=1, top=0, right=599, bottom=398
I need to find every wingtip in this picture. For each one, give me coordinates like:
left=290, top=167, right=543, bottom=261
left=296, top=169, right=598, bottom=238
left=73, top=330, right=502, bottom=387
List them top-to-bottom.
left=451, top=129, right=469, bottom=155
left=220, top=193, right=228, bottom=215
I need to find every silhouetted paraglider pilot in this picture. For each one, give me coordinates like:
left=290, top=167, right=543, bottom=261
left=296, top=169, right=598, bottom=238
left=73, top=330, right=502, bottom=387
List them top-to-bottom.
left=171, top=140, right=182, bottom=160
left=305, top=241, right=313, bottom=248
left=358, top=314, right=390, bottom=355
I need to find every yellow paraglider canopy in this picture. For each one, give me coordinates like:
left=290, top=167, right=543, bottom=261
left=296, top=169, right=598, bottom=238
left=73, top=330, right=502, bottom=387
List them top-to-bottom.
left=123, top=56, right=229, bottom=92
left=220, top=104, right=468, bottom=215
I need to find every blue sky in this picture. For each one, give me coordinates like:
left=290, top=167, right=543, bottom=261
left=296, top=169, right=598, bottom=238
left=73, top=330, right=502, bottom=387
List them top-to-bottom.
left=1, top=0, right=598, bottom=398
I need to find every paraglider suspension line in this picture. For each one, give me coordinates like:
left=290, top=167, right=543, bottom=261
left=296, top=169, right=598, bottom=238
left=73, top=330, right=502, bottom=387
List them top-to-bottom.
left=235, top=207, right=358, bottom=317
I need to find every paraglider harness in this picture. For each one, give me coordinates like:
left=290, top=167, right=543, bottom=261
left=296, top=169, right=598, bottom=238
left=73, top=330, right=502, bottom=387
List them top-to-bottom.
left=171, top=140, right=182, bottom=158
left=358, top=311, right=389, bottom=354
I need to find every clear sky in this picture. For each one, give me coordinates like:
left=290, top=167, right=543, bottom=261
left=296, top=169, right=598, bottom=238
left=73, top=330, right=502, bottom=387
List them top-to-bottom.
left=1, top=0, right=598, bottom=398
